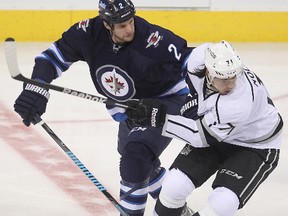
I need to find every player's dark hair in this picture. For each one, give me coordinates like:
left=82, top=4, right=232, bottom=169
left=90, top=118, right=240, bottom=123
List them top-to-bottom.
left=188, top=65, right=206, bottom=78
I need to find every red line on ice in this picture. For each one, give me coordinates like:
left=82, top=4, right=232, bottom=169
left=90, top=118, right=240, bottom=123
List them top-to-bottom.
left=0, top=101, right=117, bottom=216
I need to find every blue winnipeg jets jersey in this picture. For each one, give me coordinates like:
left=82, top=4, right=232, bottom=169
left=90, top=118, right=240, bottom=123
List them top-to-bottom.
left=32, top=16, right=192, bottom=104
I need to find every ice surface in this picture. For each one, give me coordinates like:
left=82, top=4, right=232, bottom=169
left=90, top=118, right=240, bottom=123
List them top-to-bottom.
left=0, top=42, right=287, bottom=216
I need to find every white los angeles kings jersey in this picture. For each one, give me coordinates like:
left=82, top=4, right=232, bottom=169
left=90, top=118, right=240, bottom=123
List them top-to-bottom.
left=162, top=66, right=283, bottom=149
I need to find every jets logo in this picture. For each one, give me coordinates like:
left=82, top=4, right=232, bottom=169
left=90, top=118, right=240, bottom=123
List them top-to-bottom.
left=77, top=19, right=90, bottom=32
left=146, top=31, right=162, bottom=48
left=95, top=65, right=136, bottom=102
left=105, top=74, right=125, bottom=94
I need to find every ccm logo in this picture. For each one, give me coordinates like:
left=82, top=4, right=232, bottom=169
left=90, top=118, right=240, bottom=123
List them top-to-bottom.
left=220, top=169, right=243, bottom=179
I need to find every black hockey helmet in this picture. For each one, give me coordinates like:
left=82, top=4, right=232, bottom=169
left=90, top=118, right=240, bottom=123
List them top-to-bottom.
left=99, top=0, right=136, bottom=25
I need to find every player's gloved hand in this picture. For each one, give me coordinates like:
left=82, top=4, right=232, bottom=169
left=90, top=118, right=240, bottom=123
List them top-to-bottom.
left=14, top=83, right=50, bottom=126
left=180, top=92, right=199, bottom=120
left=126, top=99, right=167, bottom=127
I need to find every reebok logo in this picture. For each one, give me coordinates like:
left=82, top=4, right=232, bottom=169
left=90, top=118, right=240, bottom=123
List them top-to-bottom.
left=63, top=88, right=107, bottom=103
left=151, top=108, right=158, bottom=127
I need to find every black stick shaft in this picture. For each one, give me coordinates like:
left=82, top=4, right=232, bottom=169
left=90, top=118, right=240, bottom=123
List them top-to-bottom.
left=34, top=115, right=129, bottom=216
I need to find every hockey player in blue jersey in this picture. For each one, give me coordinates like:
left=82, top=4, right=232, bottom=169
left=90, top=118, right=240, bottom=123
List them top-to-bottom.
left=13, top=0, right=195, bottom=215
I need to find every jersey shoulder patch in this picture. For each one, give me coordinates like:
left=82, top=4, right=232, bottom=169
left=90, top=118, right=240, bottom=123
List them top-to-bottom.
left=77, top=19, right=90, bottom=33
left=146, top=31, right=163, bottom=48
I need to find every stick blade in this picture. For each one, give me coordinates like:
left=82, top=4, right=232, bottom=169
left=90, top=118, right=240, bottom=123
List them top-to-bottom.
left=4, top=37, right=21, bottom=78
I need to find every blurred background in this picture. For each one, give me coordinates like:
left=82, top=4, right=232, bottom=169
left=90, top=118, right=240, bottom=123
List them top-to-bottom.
left=1, top=0, right=287, bottom=43
left=0, top=1, right=287, bottom=216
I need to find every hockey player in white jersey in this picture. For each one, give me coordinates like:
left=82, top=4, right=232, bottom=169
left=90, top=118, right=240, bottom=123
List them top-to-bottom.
left=131, top=40, right=283, bottom=216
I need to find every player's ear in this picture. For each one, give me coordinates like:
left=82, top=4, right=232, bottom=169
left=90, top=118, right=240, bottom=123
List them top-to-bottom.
left=103, top=21, right=112, bottom=30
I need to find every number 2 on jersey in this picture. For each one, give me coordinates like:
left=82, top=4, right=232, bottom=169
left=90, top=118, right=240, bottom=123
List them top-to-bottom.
left=168, top=44, right=182, bottom=60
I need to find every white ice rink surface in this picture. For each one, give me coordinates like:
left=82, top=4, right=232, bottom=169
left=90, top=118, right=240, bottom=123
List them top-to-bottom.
left=0, top=42, right=287, bottom=216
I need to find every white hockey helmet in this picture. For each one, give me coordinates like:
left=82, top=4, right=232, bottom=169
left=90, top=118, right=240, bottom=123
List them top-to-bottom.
left=205, top=40, right=242, bottom=79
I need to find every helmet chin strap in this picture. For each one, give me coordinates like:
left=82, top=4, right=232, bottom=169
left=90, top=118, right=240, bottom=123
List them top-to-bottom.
left=105, top=26, right=124, bottom=53
left=205, top=74, right=218, bottom=92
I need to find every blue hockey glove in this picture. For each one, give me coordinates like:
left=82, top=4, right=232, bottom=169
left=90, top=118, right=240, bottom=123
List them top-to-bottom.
left=14, top=83, right=50, bottom=126
left=180, top=93, right=199, bottom=120
left=126, top=99, right=167, bottom=127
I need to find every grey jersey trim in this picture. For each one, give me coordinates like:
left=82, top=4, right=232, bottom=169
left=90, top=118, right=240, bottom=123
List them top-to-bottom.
left=201, top=117, right=223, bottom=142
left=196, top=119, right=209, bottom=147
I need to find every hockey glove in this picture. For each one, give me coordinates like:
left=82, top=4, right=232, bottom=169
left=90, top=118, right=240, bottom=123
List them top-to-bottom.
left=14, top=83, right=50, bottom=126
left=180, top=93, right=199, bottom=120
left=126, top=99, right=167, bottom=127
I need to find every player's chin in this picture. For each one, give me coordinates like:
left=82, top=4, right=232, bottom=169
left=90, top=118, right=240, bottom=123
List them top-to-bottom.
left=124, top=35, right=134, bottom=42
left=220, top=90, right=231, bottom=95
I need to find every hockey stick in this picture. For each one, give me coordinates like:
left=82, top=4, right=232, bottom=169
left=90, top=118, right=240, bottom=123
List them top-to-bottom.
left=4, top=37, right=129, bottom=109
left=33, top=115, right=129, bottom=216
